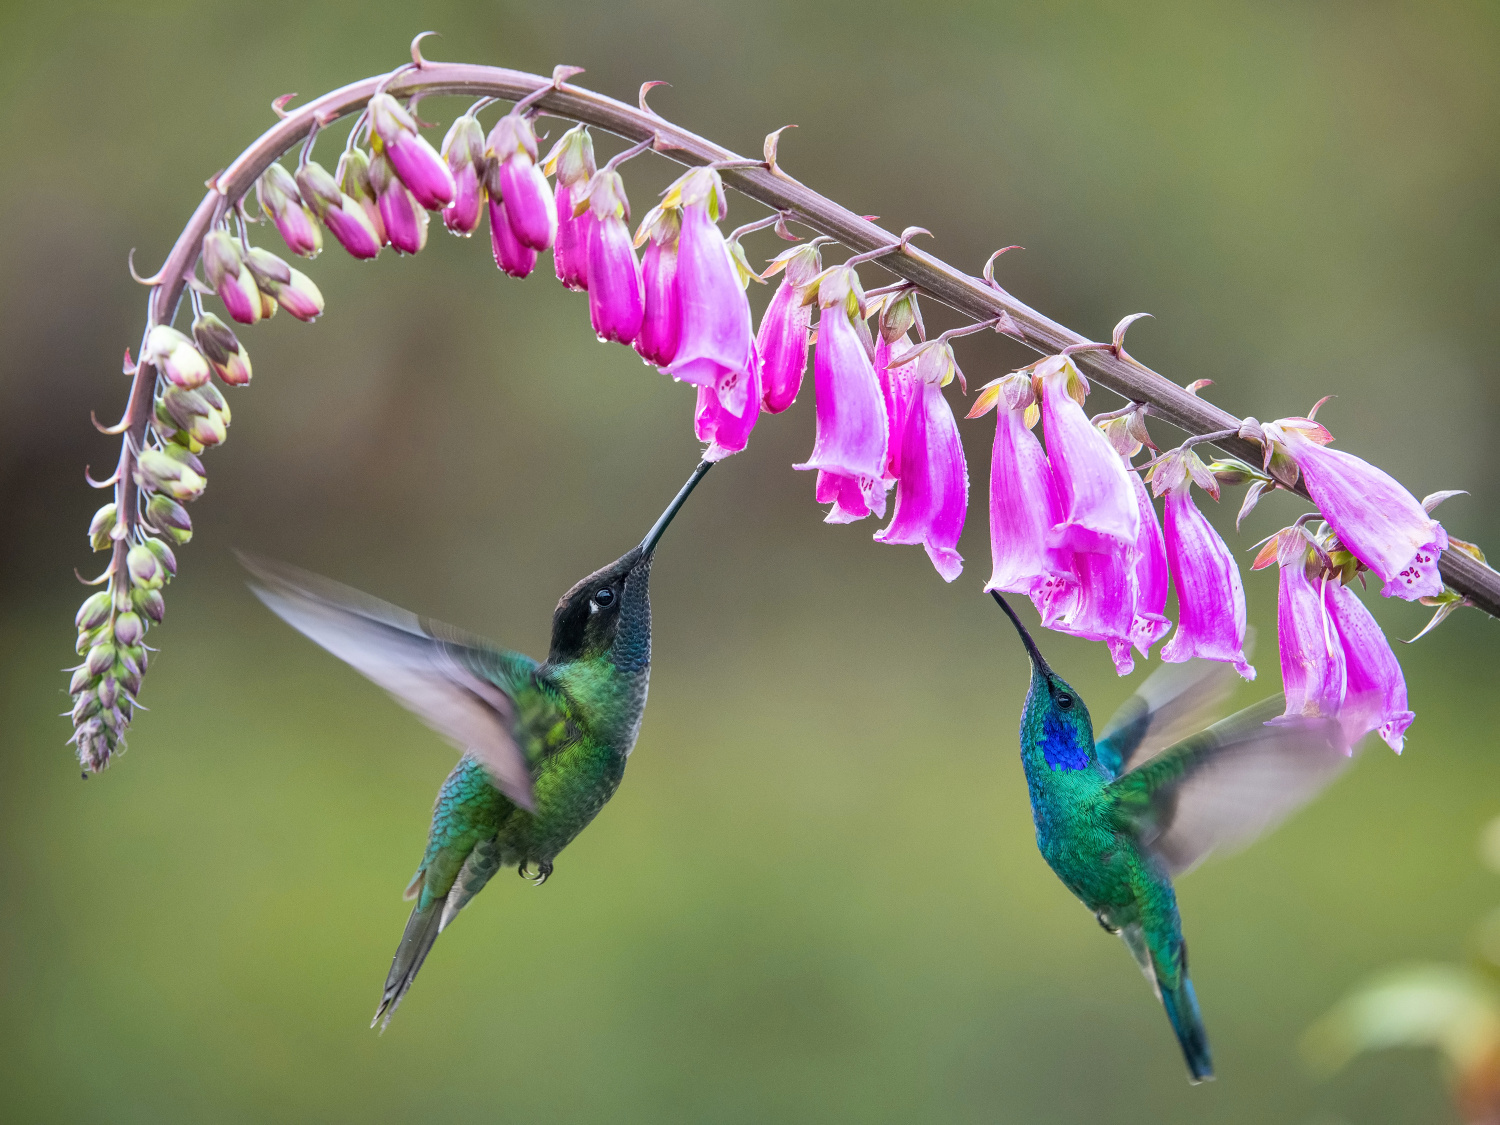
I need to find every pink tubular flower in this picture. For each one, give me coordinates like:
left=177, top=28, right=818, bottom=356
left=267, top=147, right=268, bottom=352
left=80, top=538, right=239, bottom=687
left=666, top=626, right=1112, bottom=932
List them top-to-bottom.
left=367, top=93, right=456, bottom=210
left=485, top=113, right=555, bottom=252
left=439, top=114, right=486, bottom=236
left=544, top=126, right=596, bottom=290
left=337, top=151, right=388, bottom=249
left=369, top=152, right=429, bottom=256
left=297, top=159, right=382, bottom=260
left=255, top=163, right=321, bottom=258
left=584, top=169, right=643, bottom=345
left=663, top=169, right=754, bottom=413
left=489, top=197, right=536, bottom=278
left=634, top=207, right=680, bottom=366
left=200, top=230, right=262, bottom=326
left=757, top=241, right=823, bottom=414
left=244, top=247, right=324, bottom=323
left=793, top=266, right=890, bottom=523
left=877, top=335, right=918, bottom=479
left=694, top=344, right=762, bottom=461
left=1038, top=355, right=1139, bottom=553
left=873, top=367, right=968, bottom=582
left=1265, top=417, right=1448, bottom=601
left=1151, top=451, right=1253, bottom=678
left=1127, top=465, right=1172, bottom=659
left=1272, top=537, right=1347, bottom=723
left=1056, top=548, right=1139, bottom=676
left=1324, top=579, right=1414, bottom=752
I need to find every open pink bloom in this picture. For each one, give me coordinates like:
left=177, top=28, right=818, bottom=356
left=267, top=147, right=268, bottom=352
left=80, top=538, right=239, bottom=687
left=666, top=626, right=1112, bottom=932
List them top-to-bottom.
left=368, top=93, right=456, bottom=211
left=486, top=113, right=555, bottom=252
left=439, top=114, right=486, bottom=236
left=544, top=126, right=595, bottom=290
left=370, top=152, right=428, bottom=256
left=297, top=160, right=382, bottom=260
left=256, top=163, right=321, bottom=258
left=582, top=170, right=642, bottom=345
left=664, top=171, right=753, bottom=413
left=488, top=197, right=536, bottom=278
left=635, top=211, right=680, bottom=366
left=757, top=241, right=823, bottom=414
left=793, top=267, right=889, bottom=523
left=876, top=336, right=919, bottom=480
left=694, top=345, right=762, bottom=461
left=1039, top=356, right=1139, bottom=553
left=873, top=374, right=967, bottom=582
left=1267, top=419, right=1448, bottom=601
left=1156, top=461, right=1253, bottom=678
left=1128, top=466, right=1172, bottom=659
left=1275, top=546, right=1347, bottom=722
left=1054, top=549, right=1139, bottom=676
left=1324, top=580, right=1414, bottom=752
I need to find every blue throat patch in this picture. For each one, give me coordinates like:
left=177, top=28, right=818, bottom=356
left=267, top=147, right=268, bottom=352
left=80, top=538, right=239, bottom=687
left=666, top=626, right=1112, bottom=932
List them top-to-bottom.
left=1040, top=712, right=1090, bottom=771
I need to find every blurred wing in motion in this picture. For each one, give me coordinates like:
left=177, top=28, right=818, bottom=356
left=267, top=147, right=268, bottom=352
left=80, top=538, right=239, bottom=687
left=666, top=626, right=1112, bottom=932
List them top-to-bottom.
left=240, top=553, right=541, bottom=811
left=1095, top=654, right=1247, bottom=778
left=1106, top=695, right=1351, bottom=876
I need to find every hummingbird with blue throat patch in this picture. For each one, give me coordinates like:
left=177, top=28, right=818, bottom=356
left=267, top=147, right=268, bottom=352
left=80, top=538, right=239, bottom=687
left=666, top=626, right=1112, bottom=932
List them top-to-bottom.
left=243, top=460, right=714, bottom=1029
left=990, top=590, right=1357, bottom=1083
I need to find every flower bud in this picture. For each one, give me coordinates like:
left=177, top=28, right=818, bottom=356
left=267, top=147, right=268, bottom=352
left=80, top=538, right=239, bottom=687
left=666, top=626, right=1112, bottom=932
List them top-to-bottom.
left=368, top=92, right=456, bottom=210
left=440, top=114, right=487, bottom=236
left=485, top=114, right=554, bottom=252
left=544, top=125, right=596, bottom=288
left=338, top=150, right=387, bottom=246
left=369, top=151, right=429, bottom=255
left=297, top=159, right=382, bottom=260
left=256, top=163, right=322, bottom=258
left=584, top=171, right=643, bottom=345
left=489, top=198, right=537, bottom=278
left=634, top=208, right=680, bottom=366
left=201, top=230, right=262, bottom=325
left=245, top=247, right=324, bottom=321
left=191, top=312, right=252, bottom=386
left=145, top=325, right=211, bottom=390
left=162, top=386, right=211, bottom=430
left=145, top=493, right=193, bottom=544
left=88, top=502, right=118, bottom=551
left=143, top=537, right=176, bottom=577
left=126, top=544, right=162, bottom=589
left=133, top=587, right=165, bottom=624
left=76, top=591, right=112, bottom=631
left=113, top=611, right=144, bottom=647
left=86, top=642, right=115, bottom=677
left=118, top=644, right=147, bottom=677
left=70, top=664, right=94, bottom=694
left=116, top=666, right=142, bottom=697
left=97, top=676, right=120, bottom=710
left=73, top=692, right=102, bottom=723
left=100, top=705, right=127, bottom=733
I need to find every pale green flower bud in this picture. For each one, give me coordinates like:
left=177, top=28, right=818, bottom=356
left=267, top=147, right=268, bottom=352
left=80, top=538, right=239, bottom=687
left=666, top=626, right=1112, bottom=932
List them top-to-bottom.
left=145, top=494, right=193, bottom=544
left=89, top=503, right=118, bottom=551
left=126, top=544, right=162, bottom=589
left=132, top=587, right=165, bottom=624
left=75, top=591, right=112, bottom=631
left=113, top=611, right=144, bottom=647
left=85, top=642, right=115, bottom=677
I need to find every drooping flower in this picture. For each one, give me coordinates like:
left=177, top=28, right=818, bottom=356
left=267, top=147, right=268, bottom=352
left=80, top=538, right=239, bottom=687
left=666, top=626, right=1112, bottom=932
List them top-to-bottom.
left=367, top=92, right=456, bottom=210
left=439, top=113, right=487, bottom=236
left=485, top=113, right=555, bottom=252
left=543, top=125, right=596, bottom=290
left=336, top=150, right=388, bottom=249
left=368, top=151, right=429, bottom=256
left=297, top=159, right=382, bottom=260
left=255, top=163, right=322, bottom=258
left=583, top=168, right=643, bottom=345
left=663, top=168, right=754, bottom=413
left=488, top=197, right=536, bottom=278
left=633, top=206, right=680, bottom=366
left=200, top=230, right=261, bottom=325
left=757, top=240, right=823, bottom=414
left=244, top=247, right=324, bottom=322
left=793, top=266, right=890, bottom=523
left=877, top=334, right=918, bottom=480
left=694, top=344, right=762, bottom=461
left=873, top=354, right=968, bottom=582
left=1038, top=355, right=1139, bottom=553
left=969, top=372, right=1071, bottom=600
left=1265, top=416, right=1448, bottom=601
left=1150, top=450, right=1253, bottom=677
left=1127, top=465, right=1172, bottom=659
left=1267, top=532, right=1347, bottom=722
left=1055, top=548, right=1140, bottom=676
left=1324, top=578, right=1415, bottom=752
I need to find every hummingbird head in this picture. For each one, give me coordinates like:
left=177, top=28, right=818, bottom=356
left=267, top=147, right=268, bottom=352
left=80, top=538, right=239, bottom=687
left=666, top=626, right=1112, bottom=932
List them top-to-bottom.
left=547, top=460, right=713, bottom=668
left=991, top=591, right=1097, bottom=770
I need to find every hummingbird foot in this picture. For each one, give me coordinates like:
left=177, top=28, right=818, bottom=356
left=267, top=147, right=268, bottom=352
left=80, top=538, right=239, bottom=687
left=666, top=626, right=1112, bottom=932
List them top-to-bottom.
left=531, top=861, right=553, bottom=887
left=517, top=862, right=531, bottom=880
left=1095, top=912, right=1121, bottom=936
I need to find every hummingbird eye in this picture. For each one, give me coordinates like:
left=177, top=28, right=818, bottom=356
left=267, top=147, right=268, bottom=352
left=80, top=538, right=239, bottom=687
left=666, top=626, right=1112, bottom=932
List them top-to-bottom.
left=592, top=587, right=615, bottom=608
left=1056, top=692, right=1074, bottom=710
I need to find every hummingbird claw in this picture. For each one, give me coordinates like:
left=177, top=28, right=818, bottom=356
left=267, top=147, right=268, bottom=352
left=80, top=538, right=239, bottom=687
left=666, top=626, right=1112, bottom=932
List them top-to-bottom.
left=531, top=861, right=553, bottom=887
left=517, top=862, right=531, bottom=880
left=1095, top=912, right=1120, bottom=936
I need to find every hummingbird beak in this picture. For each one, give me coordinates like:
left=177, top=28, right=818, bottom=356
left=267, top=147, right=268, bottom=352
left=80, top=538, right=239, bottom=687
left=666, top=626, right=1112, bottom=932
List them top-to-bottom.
left=639, top=460, right=714, bottom=557
left=990, top=590, right=1054, bottom=677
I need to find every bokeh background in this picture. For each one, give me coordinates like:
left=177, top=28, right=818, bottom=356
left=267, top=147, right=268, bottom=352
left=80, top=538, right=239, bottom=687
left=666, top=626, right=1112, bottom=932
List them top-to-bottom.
left=3, top=2, right=1499, bottom=1122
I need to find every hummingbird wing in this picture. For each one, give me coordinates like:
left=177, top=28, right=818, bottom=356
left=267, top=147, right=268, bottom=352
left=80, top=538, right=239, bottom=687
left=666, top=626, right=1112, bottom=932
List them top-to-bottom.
left=240, top=553, right=542, bottom=811
left=1094, top=656, right=1248, bottom=778
left=1104, top=696, right=1351, bottom=876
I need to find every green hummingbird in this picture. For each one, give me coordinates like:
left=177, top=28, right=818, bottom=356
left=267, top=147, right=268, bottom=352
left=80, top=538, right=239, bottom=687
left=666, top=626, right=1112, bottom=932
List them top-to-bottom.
left=243, top=460, right=714, bottom=1029
left=990, top=590, right=1356, bottom=1083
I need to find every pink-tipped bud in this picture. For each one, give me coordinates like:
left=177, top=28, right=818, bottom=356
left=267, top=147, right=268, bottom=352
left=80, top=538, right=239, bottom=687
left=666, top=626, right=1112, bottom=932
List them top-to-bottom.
left=368, top=92, right=456, bottom=210
left=440, top=114, right=487, bottom=236
left=486, top=114, right=554, bottom=251
left=544, top=125, right=596, bottom=289
left=369, top=151, right=429, bottom=256
left=298, top=160, right=382, bottom=260
left=256, top=163, right=322, bottom=258
left=584, top=171, right=642, bottom=345
left=489, top=197, right=537, bottom=278
left=634, top=208, right=680, bottom=366
left=201, top=230, right=262, bottom=325
left=756, top=241, right=822, bottom=414
left=245, top=247, right=323, bottom=322
left=191, top=312, right=251, bottom=386
left=145, top=325, right=211, bottom=390
left=135, top=446, right=207, bottom=502
left=145, top=493, right=193, bottom=544
left=88, top=502, right=118, bottom=552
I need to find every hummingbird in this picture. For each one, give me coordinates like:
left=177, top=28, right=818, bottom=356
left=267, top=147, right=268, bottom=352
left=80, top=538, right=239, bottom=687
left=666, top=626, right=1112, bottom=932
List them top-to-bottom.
left=243, top=459, right=714, bottom=1029
left=990, top=590, right=1356, bottom=1083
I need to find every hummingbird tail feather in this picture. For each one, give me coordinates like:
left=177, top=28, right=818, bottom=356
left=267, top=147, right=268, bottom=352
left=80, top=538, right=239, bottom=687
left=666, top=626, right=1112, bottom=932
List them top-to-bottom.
left=372, top=899, right=444, bottom=1032
left=1161, top=973, right=1214, bottom=1083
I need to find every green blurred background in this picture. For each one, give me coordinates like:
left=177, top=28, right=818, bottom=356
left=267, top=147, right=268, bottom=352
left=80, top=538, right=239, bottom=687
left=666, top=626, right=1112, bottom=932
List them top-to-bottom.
left=3, top=1, right=1499, bottom=1121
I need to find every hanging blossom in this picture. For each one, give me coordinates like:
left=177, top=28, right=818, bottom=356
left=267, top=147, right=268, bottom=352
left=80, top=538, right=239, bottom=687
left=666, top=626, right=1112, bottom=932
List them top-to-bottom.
left=367, top=92, right=457, bottom=211
left=484, top=111, right=556, bottom=253
left=438, top=112, right=487, bottom=237
left=543, top=124, right=596, bottom=290
left=337, top=150, right=389, bottom=253
left=369, top=150, right=429, bottom=256
left=296, top=158, right=382, bottom=260
left=255, top=163, right=322, bottom=258
left=579, top=164, right=643, bottom=346
left=633, top=205, right=681, bottom=367
left=756, top=238, right=826, bottom=414
left=793, top=265, right=890, bottom=523
left=1037, top=355, right=1140, bottom=554
left=1096, top=409, right=1171, bottom=660
left=1261, top=413, right=1448, bottom=602
left=1148, top=447, right=1253, bottom=678
left=1254, top=525, right=1413, bottom=752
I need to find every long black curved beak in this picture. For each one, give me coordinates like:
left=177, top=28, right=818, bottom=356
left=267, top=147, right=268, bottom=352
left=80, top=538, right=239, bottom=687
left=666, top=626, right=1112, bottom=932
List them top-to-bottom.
left=640, top=460, right=714, bottom=557
left=990, top=590, right=1054, bottom=677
